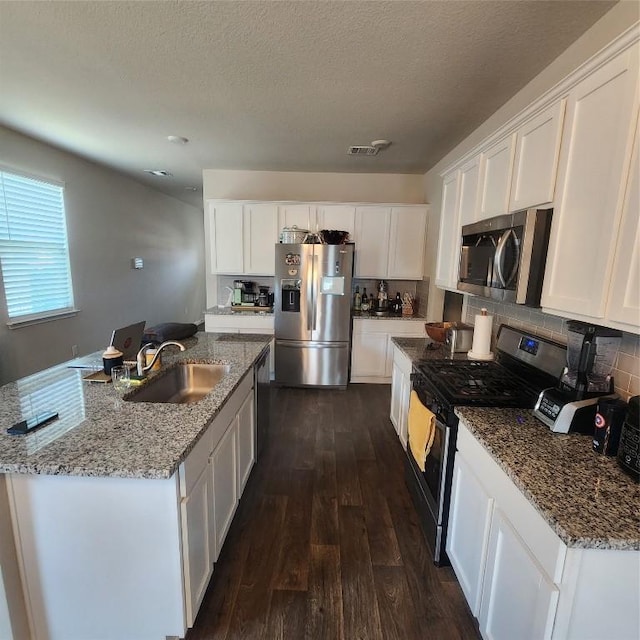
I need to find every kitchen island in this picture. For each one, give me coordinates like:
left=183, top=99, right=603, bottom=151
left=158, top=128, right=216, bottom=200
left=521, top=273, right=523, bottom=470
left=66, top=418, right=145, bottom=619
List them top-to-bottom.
left=0, top=333, right=271, bottom=640
left=391, top=336, right=639, bottom=640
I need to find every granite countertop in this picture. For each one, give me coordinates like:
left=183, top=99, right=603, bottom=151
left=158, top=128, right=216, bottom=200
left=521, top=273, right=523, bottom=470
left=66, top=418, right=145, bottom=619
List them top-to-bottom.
left=205, top=306, right=274, bottom=316
left=353, top=312, right=426, bottom=321
left=0, top=334, right=271, bottom=480
left=391, top=336, right=639, bottom=551
left=455, top=407, right=639, bottom=551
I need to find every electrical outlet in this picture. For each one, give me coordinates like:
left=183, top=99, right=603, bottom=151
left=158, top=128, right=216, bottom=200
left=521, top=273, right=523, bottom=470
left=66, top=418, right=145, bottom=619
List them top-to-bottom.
left=71, top=345, right=78, bottom=357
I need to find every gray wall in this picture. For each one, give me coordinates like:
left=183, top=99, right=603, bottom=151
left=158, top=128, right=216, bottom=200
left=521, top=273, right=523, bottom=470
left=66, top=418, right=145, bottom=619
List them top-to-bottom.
left=0, top=126, right=206, bottom=385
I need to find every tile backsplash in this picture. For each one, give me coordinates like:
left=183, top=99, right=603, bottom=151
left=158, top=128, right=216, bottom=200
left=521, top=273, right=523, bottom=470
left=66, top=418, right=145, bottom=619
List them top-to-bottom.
left=464, top=297, right=640, bottom=401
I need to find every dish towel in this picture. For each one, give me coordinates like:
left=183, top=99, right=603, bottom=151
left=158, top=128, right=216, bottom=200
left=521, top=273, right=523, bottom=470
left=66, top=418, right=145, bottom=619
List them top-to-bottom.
left=408, top=390, right=436, bottom=472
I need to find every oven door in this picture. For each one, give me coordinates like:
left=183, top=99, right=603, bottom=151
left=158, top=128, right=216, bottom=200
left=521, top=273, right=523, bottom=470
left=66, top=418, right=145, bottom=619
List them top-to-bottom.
left=407, top=377, right=455, bottom=565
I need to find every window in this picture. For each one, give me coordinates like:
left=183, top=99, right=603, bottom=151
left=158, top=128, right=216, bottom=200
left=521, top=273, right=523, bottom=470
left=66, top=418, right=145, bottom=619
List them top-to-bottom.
left=0, top=170, right=75, bottom=325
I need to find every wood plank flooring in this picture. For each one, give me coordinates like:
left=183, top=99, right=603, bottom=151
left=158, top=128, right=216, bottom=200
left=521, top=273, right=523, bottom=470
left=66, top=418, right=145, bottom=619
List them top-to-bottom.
left=186, top=384, right=479, bottom=640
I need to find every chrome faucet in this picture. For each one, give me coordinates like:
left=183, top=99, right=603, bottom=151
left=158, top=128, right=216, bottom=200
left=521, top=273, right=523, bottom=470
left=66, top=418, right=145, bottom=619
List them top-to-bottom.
left=136, top=341, right=186, bottom=377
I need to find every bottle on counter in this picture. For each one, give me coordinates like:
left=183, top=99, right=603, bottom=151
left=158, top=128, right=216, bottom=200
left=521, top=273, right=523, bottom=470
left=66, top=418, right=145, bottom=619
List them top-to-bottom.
left=354, top=285, right=361, bottom=311
left=361, top=288, right=369, bottom=312
left=394, top=292, right=402, bottom=315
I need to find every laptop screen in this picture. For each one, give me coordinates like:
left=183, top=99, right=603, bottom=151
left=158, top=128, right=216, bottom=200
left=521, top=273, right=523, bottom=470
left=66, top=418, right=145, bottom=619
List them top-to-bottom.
left=111, top=321, right=146, bottom=360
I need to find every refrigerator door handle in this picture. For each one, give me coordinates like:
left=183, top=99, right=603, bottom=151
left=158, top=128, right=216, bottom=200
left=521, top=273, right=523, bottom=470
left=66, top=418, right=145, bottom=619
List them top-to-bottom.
left=306, top=248, right=314, bottom=331
left=312, top=254, right=318, bottom=332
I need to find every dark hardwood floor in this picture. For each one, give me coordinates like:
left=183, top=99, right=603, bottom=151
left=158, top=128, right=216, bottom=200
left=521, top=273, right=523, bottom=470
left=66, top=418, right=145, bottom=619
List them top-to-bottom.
left=187, top=384, right=479, bottom=640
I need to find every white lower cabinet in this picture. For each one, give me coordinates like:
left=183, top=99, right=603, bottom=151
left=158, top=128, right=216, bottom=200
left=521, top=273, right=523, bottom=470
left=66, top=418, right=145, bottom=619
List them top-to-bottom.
left=204, top=312, right=274, bottom=334
left=351, top=319, right=425, bottom=383
left=389, top=344, right=412, bottom=448
left=236, top=389, right=255, bottom=494
left=211, top=418, right=239, bottom=559
left=451, top=419, right=640, bottom=640
left=446, top=454, right=494, bottom=617
left=181, top=464, right=214, bottom=624
left=479, top=508, right=559, bottom=640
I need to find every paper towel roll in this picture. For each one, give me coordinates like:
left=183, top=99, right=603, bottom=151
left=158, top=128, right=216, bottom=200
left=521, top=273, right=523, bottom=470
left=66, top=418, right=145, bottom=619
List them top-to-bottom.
left=469, top=312, right=494, bottom=360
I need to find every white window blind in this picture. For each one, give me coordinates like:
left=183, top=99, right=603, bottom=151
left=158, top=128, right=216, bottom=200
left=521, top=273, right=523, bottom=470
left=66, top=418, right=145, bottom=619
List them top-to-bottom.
left=0, top=170, right=75, bottom=323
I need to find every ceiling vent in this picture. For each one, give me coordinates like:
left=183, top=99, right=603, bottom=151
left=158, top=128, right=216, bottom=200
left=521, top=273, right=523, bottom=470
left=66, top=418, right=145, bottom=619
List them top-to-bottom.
left=347, top=140, right=391, bottom=156
left=348, top=145, right=379, bottom=156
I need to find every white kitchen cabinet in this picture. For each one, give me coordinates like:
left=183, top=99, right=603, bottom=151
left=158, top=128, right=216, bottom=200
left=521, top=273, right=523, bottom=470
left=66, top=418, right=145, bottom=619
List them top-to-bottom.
left=541, top=43, right=639, bottom=321
left=509, top=101, right=565, bottom=211
left=605, top=113, right=640, bottom=330
left=478, top=135, right=515, bottom=219
left=458, top=155, right=482, bottom=226
left=435, top=170, right=461, bottom=289
left=208, top=201, right=279, bottom=275
left=209, top=202, right=244, bottom=274
left=243, top=203, right=279, bottom=274
left=278, top=203, right=315, bottom=232
left=316, top=204, right=356, bottom=238
left=354, top=205, right=428, bottom=279
left=354, top=206, right=391, bottom=277
left=387, top=206, right=428, bottom=279
left=351, top=319, right=424, bottom=383
left=389, top=344, right=412, bottom=448
left=236, top=388, right=255, bottom=494
left=212, top=417, right=238, bottom=559
left=453, top=418, right=640, bottom=640
left=446, top=454, right=494, bottom=617
left=180, top=464, right=214, bottom=625
left=479, top=507, right=559, bottom=640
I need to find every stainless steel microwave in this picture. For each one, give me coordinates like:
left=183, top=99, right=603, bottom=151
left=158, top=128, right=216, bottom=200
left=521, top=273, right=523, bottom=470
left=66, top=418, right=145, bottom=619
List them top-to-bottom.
left=458, top=208, right=552, bottom=306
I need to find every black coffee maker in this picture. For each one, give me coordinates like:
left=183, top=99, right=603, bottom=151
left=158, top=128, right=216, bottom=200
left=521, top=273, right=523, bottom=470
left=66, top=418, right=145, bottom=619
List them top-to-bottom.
left=534, top=321, right=622, bottom=433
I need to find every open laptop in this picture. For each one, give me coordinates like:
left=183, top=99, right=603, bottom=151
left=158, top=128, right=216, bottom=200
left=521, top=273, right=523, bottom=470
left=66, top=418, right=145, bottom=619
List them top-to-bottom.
left=67, top=321, right=146, bottom=369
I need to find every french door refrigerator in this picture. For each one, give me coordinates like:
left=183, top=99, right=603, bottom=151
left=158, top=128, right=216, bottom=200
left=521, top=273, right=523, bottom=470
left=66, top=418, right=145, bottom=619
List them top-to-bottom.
left=275, top=243, right=354, bottom=389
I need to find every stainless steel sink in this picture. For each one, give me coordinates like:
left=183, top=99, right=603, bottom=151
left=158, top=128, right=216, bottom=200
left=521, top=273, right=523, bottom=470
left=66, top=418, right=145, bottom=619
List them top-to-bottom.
left=126, top=363, right=230, bottom=404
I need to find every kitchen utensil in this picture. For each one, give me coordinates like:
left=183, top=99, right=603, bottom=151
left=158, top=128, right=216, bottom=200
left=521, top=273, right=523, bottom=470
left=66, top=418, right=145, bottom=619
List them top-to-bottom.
left=280, top=226, right=308, bottom=243
left=319, top=229, right=350, bottom=244
left=425, top=322, right=453, bottom=343
left=445, top=324, right=474, bottom=354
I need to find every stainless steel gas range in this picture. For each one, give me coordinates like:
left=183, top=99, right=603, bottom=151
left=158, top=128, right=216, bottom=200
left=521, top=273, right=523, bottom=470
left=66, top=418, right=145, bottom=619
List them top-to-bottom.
left=405, top=325, right=566, bottom=566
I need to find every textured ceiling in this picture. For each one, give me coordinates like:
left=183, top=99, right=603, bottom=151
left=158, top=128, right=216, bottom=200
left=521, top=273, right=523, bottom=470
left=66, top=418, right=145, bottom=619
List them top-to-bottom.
left=0, top=0, right=617, bottom=207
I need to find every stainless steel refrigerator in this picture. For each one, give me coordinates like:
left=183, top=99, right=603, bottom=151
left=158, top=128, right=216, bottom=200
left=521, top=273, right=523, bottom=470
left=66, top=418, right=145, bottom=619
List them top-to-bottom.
left=275, top=243, right=354, bottom=388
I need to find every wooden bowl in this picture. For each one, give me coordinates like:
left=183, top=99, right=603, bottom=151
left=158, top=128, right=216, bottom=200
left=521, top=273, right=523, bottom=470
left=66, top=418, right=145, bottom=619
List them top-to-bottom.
left=425, top=321, right=453, bottom=343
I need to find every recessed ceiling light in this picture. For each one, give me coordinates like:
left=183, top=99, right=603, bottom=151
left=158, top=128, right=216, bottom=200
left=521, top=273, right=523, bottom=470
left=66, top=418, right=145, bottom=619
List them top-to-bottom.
left=167, top=135, right=189, bottom=145
left=371, top=139, right=391, bottom=149
left=144, top=170, right=173, bottom=177
left=184, top=186, right=199, bottom=192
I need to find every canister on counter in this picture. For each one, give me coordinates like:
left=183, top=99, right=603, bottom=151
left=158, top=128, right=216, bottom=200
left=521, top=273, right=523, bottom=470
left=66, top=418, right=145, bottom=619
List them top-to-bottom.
left=102, top=346, right=124, bottom=375
left=145, top=348, right=162, bottom=372
left=617, top=396, right=639, bottom=481
left=593, top=397, right=627, bottom=456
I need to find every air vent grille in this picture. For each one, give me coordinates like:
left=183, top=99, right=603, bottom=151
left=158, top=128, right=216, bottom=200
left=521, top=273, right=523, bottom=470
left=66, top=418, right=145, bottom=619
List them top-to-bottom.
left=348, top=145, right=379, bottom=156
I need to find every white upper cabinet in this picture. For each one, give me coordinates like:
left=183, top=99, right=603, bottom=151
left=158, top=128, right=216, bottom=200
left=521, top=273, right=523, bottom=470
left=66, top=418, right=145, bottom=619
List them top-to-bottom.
left=542, top=43, right=639, bottom=322
left=509, top=100, right=566, bottom=211
left=606, top=113, right=640, bottom=330
left=478, top=134, right=515, bottom=219
left=458, top=156, right=482, bottom=226
left=435, top=170, right=461, bottom=288
left=208, top=201, right=278, bottom=275
left=209, top=202, right=244, bottom=274
left=243, top=203, right=279, bottom=274
left=278, top=203, right=315, bottom=231
left=316, top=204, right=356, bottom=239
left=354, top=205, right=427, bottom=279
left=354, top=206, right=391, bottom=277
left=387, top=206, right=428, bottom=279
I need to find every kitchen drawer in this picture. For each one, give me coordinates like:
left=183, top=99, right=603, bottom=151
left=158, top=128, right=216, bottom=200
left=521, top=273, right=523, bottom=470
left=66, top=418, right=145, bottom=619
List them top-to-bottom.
left=457, top=421, right=566, bottom=582
left=179, top=425, right=214, bottom=498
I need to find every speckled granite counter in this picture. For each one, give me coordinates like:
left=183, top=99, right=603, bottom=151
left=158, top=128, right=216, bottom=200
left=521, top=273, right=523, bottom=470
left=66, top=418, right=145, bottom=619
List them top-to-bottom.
left=205, top=306, right=273, bottom=316
left=353, top=312, right=426, bottom=320
left=0, top=333, right=271, bottom=480
left=391, top=336, right=466, bottom=360
left=390, top=338, right=639, bottom=550
left=455, top=407, right=639, bottom=550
